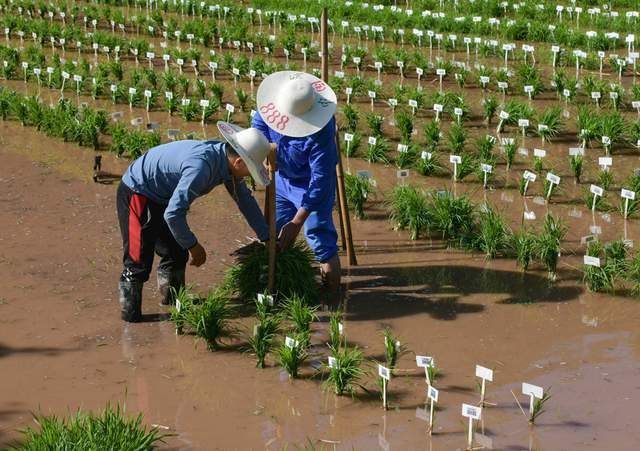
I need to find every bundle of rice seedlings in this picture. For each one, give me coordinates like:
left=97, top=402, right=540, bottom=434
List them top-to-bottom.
left=482, top=96, right=498, bottom=125
left=342, top=104, right=359, bottom=131
left=536, top=106, right=563, bottom=144
left=577, top=107, right=599, bottom=149
left=395, top=110, right=414, bottom=142
left=598, top=112, right=627, bottom=155
left=366, top=113, right=384, bottom=137
left=423, top=119, right=441, bottom=151
left=448, top=123, right=467, bottom=154
left=343, top=132, right=361, bottom=157
left=476, top=135, right=495, bottom=161
left=365, top=139, right=391, bottom=164
left=504, top=141, right=517, bottom=170
left=395, top=143, right=418, bottom=169
left=416, top=151, right=442, bottom=176
left=455, top=153, right=477, bottom=181
left=570, top=155, right=583, bottom=183
left=597, top=170, right=614, bottom=191
left=344, top=172, right=374, bottom=219
left=387, top=185, right=431, bottom=240
left=583, top=189, right=607, bottom=211
left=429, top=191, right=476, bottom=245
left=474, top=208, right=512, bottom=258
left=534, top=215, right=567, bottom=280
left=513, top=229, right=536, bottom=271
left=582, top=240, right=613, bottom=292
left=222, top=241, right=317, bottom=302
left=626, top=252, right=640, bottom=296
left=168, top=285, right=196, bottom=335
left=186, top=289, right=235, bottom=351
left=282, top=294, right=318, bottom=336
left=247, top=299, right=281, bottom=368
left=328, top=310, right=344, bottom=350
left=382, top=328, right=406, bottom=370
left=278, top=333, right=309, bottom=378
left=324, top=345, right=366, bottom=396
left=529, top=389, right=551, bottom=424
left=14, top=403, right=165, bottom=449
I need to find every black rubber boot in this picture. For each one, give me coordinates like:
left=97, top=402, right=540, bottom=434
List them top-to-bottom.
left=157, top=268, right=185, bottom=306
left=119, top=280, right=143, bottom=322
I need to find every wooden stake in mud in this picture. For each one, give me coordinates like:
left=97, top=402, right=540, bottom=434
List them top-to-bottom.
left=321, top=8, right=357, bottom=266
left=267, top=145, right=277, bottom=293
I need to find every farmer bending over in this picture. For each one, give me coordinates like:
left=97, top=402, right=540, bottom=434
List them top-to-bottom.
left=253, top=71, right=341, bottom=300
left=116, top=123, right=270, bottom=322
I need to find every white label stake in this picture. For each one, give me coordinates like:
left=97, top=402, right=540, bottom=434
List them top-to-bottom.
left=378, top=364, right=391, bottom=409
left=475, top=365, right=493, bottom=404
left=428, top=386, right=439, bottom=435
left=462, top=404, right=482, bottom=448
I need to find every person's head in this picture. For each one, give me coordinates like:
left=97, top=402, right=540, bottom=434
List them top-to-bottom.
left=217, top=122, right=271, bottom=186
left=226, top=143, right=251, bottom=178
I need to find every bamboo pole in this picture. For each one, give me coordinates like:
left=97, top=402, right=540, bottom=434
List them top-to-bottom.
left=321, top=7, right=358, bottom=266
left=267, top=146, right=277, bottom=292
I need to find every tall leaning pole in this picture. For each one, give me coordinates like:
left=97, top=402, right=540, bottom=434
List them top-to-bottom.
left=321, top=8, right=357, bottom=266
left=267, top=146, right=277, bottom=293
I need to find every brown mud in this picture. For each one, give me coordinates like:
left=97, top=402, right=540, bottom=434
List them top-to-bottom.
left=1, top=113, right=640, bottom=451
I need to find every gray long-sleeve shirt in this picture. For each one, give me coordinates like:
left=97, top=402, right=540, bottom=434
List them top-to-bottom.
left=121, top=139, right=269, bottom=249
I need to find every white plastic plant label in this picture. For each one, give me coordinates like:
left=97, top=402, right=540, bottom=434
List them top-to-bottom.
left=436, top=68, right=446, bottom=76
left=128, top=87, right=137, bottom=95
left=368, top=90, right=376, bottom=99
left=388, top=98, right=398, bottom=107
left=409, top=99, right=418, bottom=108
left=225, top=104, right=235, bottom=113
left=433, top=104, right=443, bottom=112
left=499, top=111, right=509, bottom=119
left=130, top=117, right=143, bottom=126
left=518, top=119, right=529, bottom=127
left=344, top=133, right=354, bottom=142
left=368, top=136, right=377, bottom=145
left=397, top=144, right=408, bottom=153
left=569, top=147, right=584, bottom=156
left=534, top=148, right=546, bottom=158
left=421, top=151, right=432, bottom=160
left=450, top=155, right=462, bottom=164
left=599, top=157, right=612, bottom=167
left=481, top=163, right=493, bottom=173
left=523, top=170, right=537, bottom=182
left=546, top=173, right=560, bottom=185
left=590, top=185, right=604, bottom=196
left=621, top=189, right=636, bottom=200
left=524, top=211, right=536, bottom=220
left=584, top=255, right=601, bottom=267
left=285, top=336, right=299, bottom=349
left=328, top=356, right=337, bottom=368
left=416, top=356, right=433, bottom=367
left=378, top=364, right=391, bottom=381
left=475, top=365, right=493, bottom=381
left=522, top=382, right=544, bottom=399
left=428, top=386, right=439, bottom=402
left=462, top=403, right=482, bottom=420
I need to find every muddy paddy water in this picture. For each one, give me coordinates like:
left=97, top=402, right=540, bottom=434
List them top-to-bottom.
left=0, top=123, right=639, bottom=450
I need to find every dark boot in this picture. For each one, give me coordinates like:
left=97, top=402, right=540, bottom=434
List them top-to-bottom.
left=157, top=268, right=185, bottom=306
left=119, top=280, right=143, bottom=322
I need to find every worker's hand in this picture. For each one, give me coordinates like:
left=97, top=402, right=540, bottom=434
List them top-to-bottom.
left=278, top=221, right=303, bottom=251
left=188, top=242, right=207, bottom=267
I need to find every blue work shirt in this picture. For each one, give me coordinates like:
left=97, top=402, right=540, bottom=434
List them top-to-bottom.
left=252, top=115, right=337, bottom=213
left=121, top=140, right=269, bottom=249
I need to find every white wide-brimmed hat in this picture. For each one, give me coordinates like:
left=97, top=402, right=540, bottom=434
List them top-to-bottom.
left=256, top=71, right=337, bottom=138
left=217, top=121, right=270, bottom=187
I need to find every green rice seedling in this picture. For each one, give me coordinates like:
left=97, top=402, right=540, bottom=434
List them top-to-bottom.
left=516, top=64, right=544, bottom=99
left=178, top=75, right=191, bottom=98
left=208, top=82, right=224, bottom=104
left=235, top=88, right=249, bottom=111
left=482, top=96, right=498, bottom=125
left=504, top=100, right=535, bottom=126
left=179, top=101, right=199, bottom=122
left=342, top=104, right=359, bottom=132
left=536, top=106, right=563, bottom=145
left=577, top=107, right=599, bottom=149
left=395, top=110, right=414, bottom=142
left=598, top=112, right=627, bottom=155
left=366, top=113, right=384, bottom=137
left=424, top=120, right=441, bottom=151
left=629, top=121, right=640, bottom=149
left=448, top=123, right=467, bottom=154
left=344, top=132, right=361, bottom=157
left=476, top=135, right=495, bottom=161
left=365, top=139, right=391, bottom=164
left=504, top=142, right=517, bottom=170
left=395, top=144, right=417, bottom=169
left=416, top=151, right=442, bottom=176
left=455, top=153, right=477, bottom=181
left=570, top=155, right=583, bottom=183
left=534, top=157, right=544, bottom=173
left=597, top=170, right=614, bottom=191
left=344, top=172, right=374, bottom=219
left=543, top=176, right=560, bottom=200
left=387, top=185, right=430, bottom=240
left=583, top=190, right=607, bottom=211
left=429, top=191, right=476, bottom=245
left=619, top=195, right=640, bottom=218
left=475, top=208, right=512, bottom=258
left=534, top=215, right=567, bottom=281
left=514, top=229, right=536, bottom=271
left=605, top=239, right=629, bottom=264
left=222, top=241, right=317, bottom=302
left=582, top=241, right=612, bottom=292
left=627, top=253, right=640, bottom=296
left=168, top=285, right=195, bottom=335
left=186, top=289, right=235, bottom=351
left=282, top=294, right=318, bottom=335
left=247, top=304, right=281, bottom=369
left=328, top=311, right=344, bottom=350
left=382, top=328, right=406, bottom=370
left=278, top=333, right=309, bottom=378
left=324, top=345, right=366, bottom=396
left=426, top=363, right=441, bottom=384
left=529, top=389, right=551, bottom=424
left=13, top=403, right=165, bottom=450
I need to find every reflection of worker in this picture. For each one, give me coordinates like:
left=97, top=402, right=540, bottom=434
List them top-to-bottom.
left=252, top=71, right=341, bottom=298
left=116, top=123, right=270, bottom=322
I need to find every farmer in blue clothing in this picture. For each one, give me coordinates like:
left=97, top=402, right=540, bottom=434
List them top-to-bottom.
left=253, top=71, right=341, bottom=298
left=116, top=122, right=271, bottom=322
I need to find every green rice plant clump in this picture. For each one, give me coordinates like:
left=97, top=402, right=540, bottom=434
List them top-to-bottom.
left=365, top=139, right=391, bottom=164
left=416, top=151, right=442, bottom=176
left=570, top=155, right=583, bottom=183
left=597, top=170, right=613, bottom=191
left=344, top=173, right=374, bottom=219
left=387, top=185, right=431, bottom=240
left=429, top=191, right=476, bottom=245
left=474, top=207, right=512, bottom=258
left=534, top=215, right=567, bottom=280
left=513, top=229, right=536, bottom=271
left=222, top=241, right=317, bottom=301
left=168, top=285, right=196, bottom=335
left=186, top=289, right=235, bottom=351
left=282, top=294, right=318, bottom=336
left=247, top=298, right=281, bottom=368
left=328, top=310, right=344, bottom=349
left=382, top=328, right=406, bottom=370
left=278, top=334, right=309, bottom=378
left=324, top=345, right=366, bottom=396
left=529, top=389, right=551, bottom=424
left=14, top=403, right=164, bottom=450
